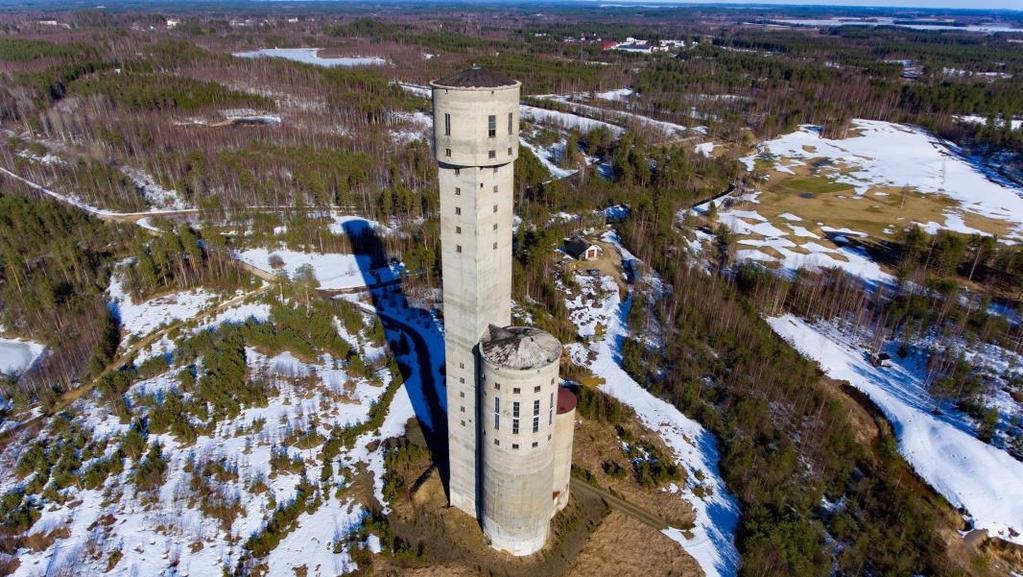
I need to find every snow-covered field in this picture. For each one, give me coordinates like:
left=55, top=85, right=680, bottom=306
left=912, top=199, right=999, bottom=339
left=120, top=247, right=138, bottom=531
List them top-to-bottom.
left=233, top=48, right=387, bottom=67
left=697, top=119, right=1023, bottom=281
left=743, top=120, right=1023, bottom=239
left=692, top=194, right=896, bottom=285
left=563, top=231, right=739, bottom=577
left=237, top=248, right=398, bottom=291
left=108, top=274, right=221, bottom=339
left=768, top=314, right=1023, bottom=545
left=0, top=338, right=45, bottom=375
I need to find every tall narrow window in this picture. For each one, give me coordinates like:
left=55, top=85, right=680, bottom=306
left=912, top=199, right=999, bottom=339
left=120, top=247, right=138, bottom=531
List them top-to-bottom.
left=508, top=112, right=513, bottom=134
left=444, top=113, right=451, bottom=136
left=488, top=115, right=496, bottom=138
left=549, top=392, right=554, bottom=425
left=494, top=397, right=500, bottom=430
left=532, top=399, right=540, bottom=433
left=512, top=401, right=520, bottom=434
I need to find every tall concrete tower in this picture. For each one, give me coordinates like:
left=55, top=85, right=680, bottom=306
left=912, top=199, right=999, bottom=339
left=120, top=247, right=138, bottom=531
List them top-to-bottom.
left=432, top=67, right=576, bottom=556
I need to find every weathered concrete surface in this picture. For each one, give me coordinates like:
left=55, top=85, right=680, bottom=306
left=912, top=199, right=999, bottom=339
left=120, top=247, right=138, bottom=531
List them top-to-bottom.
left=434, top=76, right=519, bottom=518
left=479, top=326, right=561, bottom=555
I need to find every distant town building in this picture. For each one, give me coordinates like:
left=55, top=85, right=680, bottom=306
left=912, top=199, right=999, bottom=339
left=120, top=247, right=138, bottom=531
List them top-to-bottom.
left=166, top=18, right=180, bottom=28
left=603, top=38, right=688, bottom=54
left=432, top=66, right=575, bottom=557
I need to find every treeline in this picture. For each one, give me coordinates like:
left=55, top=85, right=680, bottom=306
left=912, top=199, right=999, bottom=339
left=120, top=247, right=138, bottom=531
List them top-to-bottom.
left=331, top=17, right=490, bottom=54
left=635, top=30, right=1023, bottom=156
left=73, top=70, right=275, bottom=113
left=0, top=187, right=129, bottom=400
left=126, top=224, right=250, bottom=299
left=891, top=224, right=1023, bottom=297
left=618, top=257, right=954, bottom=577
left=734, top=261, right=1022, bottom=454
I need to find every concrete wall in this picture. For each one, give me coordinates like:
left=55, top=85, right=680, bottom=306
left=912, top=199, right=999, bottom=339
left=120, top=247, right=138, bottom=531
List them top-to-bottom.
left=434, top=81, right=519, bottom=518
left=432, top=83, right=520, bottom=168
left=479, top=343, right=561, bottom=556
left=552, top=404, right=575, bottom=513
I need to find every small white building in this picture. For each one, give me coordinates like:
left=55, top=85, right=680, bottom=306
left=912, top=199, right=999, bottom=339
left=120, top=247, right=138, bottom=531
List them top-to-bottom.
left=564, top=237, right=602, bottom=261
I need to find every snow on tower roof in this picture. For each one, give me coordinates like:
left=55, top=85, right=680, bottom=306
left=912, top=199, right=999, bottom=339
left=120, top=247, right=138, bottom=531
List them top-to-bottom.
left=432, top=66, right=517, bottom=89
left=480, top=325, right=561, bottom=370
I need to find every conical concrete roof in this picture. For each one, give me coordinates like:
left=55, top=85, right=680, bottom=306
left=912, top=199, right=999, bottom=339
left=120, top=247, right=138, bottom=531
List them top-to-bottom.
left=432, top=66, right=517, bottom=89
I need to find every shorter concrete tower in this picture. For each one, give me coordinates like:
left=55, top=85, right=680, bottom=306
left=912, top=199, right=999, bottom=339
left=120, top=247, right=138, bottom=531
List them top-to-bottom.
left=479, top=325, right=562, bottom=555
left=552, top=388, right=577, bottom=512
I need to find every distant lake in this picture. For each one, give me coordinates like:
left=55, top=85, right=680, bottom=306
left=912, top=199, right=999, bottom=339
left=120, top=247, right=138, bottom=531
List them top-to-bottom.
left=770, top=18, right=1022, bottom=34
left=233, top=48, right=387, bottom=67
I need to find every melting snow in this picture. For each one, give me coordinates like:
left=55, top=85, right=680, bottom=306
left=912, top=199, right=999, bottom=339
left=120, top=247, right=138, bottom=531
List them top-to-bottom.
left=564, top=232, right=739, bottom=577
left=769, top=314, right=1023, bottom=545
left=0, top=338, right=45, bottom=375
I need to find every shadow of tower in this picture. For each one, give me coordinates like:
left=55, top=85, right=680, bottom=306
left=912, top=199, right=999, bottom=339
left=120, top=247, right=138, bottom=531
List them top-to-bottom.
left=341, top=219, right=450, bottom=496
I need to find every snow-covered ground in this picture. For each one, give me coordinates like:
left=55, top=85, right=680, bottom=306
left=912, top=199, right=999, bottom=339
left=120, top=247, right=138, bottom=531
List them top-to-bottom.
left=233, top=48, right=387, bottom=67
left=594, top=88, right=634, bottom=102
left=537, top=94, right=690, bottom=139
left=519, top=103, right=624, bottom=136
left=389, top=111, right=431, bottom=144
left=956, top=115, right=1023, bottom=131
left=743, top=120, right=1023, bottom=239
left=520, top=139, right=577, bottom=179
left=694, top=142, right=719, bottom=157
left=124, top=168, right=190, bottom=210
left=692, top=195, right=896, bottom=285
left=563, top=231, right=739, bottom=577
left=236, top=248, right=398, bottom=291
left=108, top=273, right=221, bottom=339
left=2, top=296, right=418, bottom=577
left=768, top=314, right=1023, bottom=545
left=0, top=338, right=45, bottom=375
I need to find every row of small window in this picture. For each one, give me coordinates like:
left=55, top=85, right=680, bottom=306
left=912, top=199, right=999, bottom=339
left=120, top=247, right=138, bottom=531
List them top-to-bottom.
left=443, top=112, right=513, bottom=138
left=444, top=147, right=513, bottom=159
left=451, top=167, right=501, bottom=177
left=453, top=185, right=500, bottom=196
left=453, top=205, right=499, bottom=216
left=454, top=223, right=499, bottom=234
left=486, top=377, right=556, bottom=393
left=492, top=394, right=554, bottom=434
left=493, top=438, right=546, bottom=449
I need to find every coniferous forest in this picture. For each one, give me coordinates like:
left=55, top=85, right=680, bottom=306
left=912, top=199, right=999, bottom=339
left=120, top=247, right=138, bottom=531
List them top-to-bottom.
left=1, top=4, right=1022, bottom=577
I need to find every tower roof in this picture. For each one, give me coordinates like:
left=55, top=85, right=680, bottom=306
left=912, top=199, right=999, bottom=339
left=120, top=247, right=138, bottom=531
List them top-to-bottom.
left=432, top=66, right=517, bottom=89
left=480, top=325, right=561, bottom=370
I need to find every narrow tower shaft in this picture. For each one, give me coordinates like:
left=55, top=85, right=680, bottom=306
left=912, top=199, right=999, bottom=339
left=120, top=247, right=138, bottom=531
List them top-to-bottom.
left=431, top=69, right=520, bottom=517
